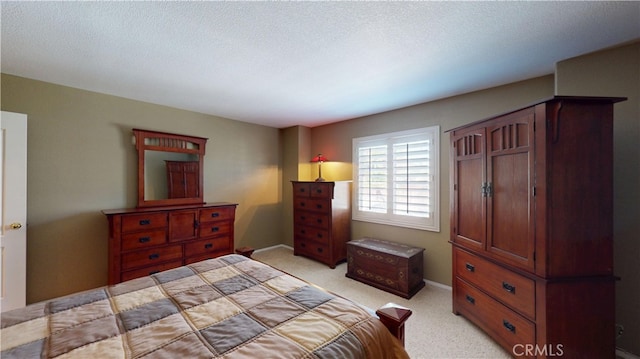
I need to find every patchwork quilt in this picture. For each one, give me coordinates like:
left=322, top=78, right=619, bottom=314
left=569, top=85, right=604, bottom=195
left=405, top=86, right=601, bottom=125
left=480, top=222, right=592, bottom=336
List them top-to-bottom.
left=1, top=254, right=409, bottom=358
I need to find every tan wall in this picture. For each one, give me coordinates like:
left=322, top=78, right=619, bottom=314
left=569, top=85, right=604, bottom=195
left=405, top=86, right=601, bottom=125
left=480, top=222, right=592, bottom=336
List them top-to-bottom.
left=556, top=41, right=640, bottom=356
left=1, top=74, right=284, bottom=303
left=308, top=75, right=555, bottom=286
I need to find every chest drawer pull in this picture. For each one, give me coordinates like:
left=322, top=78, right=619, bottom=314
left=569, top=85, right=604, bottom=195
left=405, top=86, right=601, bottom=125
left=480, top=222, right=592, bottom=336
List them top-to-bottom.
left=316, top=204, right=323, bottom=209
left=211, top=212, right=220, bottom=218
left=139, top=219, right=151, bottom=226
left=211, top=227, right=219, bottom=232
left=138, top=237, right=151, bottom=243
left=204, top=243, right=213, bottom=249
left=317, top=247, right=324, bottom=253
left=149, top=253, right=159, bottom=260
left=465, top=263, right=475, bottom=272
left=502, top=281, right=516, bottom=294
left=465, top=294, right=475, bottom=305
left=503, top=320, right=516, bottom=333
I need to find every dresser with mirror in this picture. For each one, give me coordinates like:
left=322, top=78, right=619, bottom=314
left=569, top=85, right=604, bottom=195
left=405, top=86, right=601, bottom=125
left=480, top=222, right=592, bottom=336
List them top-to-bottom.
left=103, top=129, right=237, bottom=284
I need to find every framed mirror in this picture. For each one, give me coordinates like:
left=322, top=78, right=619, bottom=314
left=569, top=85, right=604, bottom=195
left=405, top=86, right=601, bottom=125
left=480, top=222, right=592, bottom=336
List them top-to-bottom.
left=133, top=129, right=207, bottom=208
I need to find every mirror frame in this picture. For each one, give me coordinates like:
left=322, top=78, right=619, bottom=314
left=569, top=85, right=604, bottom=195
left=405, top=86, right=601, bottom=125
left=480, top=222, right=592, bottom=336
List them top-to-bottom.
left=133, top=128, right=208, bottom=208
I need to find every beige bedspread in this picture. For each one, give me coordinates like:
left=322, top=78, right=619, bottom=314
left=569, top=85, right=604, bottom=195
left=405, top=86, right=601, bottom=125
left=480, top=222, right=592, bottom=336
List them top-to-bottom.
left=1, top=254, right=409, bottom=358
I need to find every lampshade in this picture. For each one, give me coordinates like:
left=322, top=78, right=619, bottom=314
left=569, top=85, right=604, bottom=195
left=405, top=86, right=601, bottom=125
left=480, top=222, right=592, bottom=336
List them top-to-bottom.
left=310, top=154, right=328, bottom=163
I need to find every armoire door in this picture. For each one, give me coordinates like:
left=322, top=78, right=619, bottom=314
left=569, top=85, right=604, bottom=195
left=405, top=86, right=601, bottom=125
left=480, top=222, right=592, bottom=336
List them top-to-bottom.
left=485, top=108, right=536, bottom=271
left=450, top=127, right=486, bottom=251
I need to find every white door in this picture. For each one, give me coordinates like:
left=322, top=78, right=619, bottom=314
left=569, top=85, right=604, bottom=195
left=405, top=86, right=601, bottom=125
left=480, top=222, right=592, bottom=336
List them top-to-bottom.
left=0, top=111, right=27, bottom=312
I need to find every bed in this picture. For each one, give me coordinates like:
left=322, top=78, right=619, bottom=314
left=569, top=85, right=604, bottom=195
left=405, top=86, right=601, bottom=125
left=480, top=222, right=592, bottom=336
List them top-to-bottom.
left=1, top=254, right=410, bottom=358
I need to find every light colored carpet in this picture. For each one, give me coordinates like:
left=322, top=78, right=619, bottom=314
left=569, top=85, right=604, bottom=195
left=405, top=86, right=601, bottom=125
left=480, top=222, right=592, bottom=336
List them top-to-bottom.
left=253, top=246, right=511, bottom=359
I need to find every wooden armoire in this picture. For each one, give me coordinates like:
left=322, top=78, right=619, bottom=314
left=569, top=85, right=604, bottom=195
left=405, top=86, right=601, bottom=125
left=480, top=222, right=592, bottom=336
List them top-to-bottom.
left=449, top=96, right=625, bottom=358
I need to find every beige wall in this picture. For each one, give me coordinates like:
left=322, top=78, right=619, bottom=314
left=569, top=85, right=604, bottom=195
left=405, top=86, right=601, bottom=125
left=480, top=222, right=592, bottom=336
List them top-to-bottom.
left=556, top=41, right=640, bottom=356
left=1, top=74, right=284, bottom=303
left=308, top=75, right=555, bottom=286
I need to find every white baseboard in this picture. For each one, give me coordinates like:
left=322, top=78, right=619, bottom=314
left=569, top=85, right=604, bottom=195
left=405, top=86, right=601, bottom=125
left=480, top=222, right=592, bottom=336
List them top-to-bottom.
left=254, top=244, right=293, bottom=253
left=424, top=279, right=452, bottom=291
left=617, top=348, right=640, bottom=359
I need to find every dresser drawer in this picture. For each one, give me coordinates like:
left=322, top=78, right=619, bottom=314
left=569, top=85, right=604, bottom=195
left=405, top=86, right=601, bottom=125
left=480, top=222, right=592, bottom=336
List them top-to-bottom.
left=293, top=183, right=311, bottom=197
left=309, top=183, right=333, bottom=198
left=294, top=198, right=330, bottom=213
left=199, top=206, right=235, bottom=223
left=294, top=212, right=330, bottom=229
left=121, top=213, right=168, bottom=232
left=198, top=221, right=232, bottom=238
left=294, top=225, right=330, bottom=244
left=122, top=229, right=167, bottom=251
left=184, top=236, right=231, bottom=257
left=294, top=238, right=330, bottom=262
left=122, top=245, right=183, bottom=270
left=455, top=248, right=535, bottom=319
left=121, top=260, right=183, bottom=282
left=455, top=278, right=535, bottom=351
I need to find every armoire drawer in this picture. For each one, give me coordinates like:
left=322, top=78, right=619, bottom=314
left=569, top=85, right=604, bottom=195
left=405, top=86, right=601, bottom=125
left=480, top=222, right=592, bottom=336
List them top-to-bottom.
left=121, top=213, right=168, bottom=232
left=122, top=245, right=183, bottom=270
left=455, top=248, right=535, bottom=319
left=455, top=277, right=535, bottom=351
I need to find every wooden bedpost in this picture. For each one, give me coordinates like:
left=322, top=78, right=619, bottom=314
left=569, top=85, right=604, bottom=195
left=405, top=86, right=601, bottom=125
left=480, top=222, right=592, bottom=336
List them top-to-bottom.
left=376, top=302, right=412, bottom=346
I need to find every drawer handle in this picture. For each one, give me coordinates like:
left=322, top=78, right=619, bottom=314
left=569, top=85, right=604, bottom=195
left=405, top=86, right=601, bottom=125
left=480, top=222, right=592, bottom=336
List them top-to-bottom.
left=300, top=188, right=306, bottom=193
left=316, top=189, right=322, bottom=194
left=300, top=202, right=306, bottom=207
left=316, top=204, right=323, bottom=209
left=211, top=212, right=220, bottom=218
left=301, top=216, right=306, bottom=220
left=139, top=219, right=151, bottom=226
left=316, top=219, right=323, bottom=224
left=211, top=227, right=219, bottom=232
left=301, top=229, right=306, bottom=234
left=316, top=233, right=323, bottom=238
left=138, top=236, right=151, bottom=243
left=301, top=242, right=306, bottom=248
left=204, top=243, right=213, bottom=249
left=317, top=248, right=323, bottom=253
left=149, top=253, right=159, bottom=260
left=465, top=263, right=475, bottom=272
left=502, top=281, right=516, bottom=294
left=465, top=294, right=475, bottom=305
left=503, top=320, right=516, bottom=333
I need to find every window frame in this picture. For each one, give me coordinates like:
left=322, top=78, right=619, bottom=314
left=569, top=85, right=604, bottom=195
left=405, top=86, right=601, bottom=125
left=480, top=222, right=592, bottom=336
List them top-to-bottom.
left=352, top=126, right=440, bottom=232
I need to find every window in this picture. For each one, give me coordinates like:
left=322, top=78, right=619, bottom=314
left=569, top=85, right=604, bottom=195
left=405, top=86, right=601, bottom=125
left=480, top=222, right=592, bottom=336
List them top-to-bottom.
left=352, top=126, right=440, bottom=231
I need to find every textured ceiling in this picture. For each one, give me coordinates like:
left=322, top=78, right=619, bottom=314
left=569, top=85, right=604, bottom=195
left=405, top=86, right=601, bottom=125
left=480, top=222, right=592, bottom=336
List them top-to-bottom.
left=1, top=1, right=639, bottom=128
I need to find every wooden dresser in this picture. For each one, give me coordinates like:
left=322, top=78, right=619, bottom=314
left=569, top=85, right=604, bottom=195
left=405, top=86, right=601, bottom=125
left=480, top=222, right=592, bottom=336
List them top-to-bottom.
left=449, top=96, right=624, bottom=358
left=292, top=181, right=351, bottom=268
left=103, top=202, right=237, bottom=284
left=346, top=237, right=425, bottom=299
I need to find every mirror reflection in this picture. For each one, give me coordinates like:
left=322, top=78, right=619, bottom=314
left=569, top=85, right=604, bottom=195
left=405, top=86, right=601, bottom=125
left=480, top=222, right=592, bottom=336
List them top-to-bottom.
left=144, top=151, right=199, bottom=200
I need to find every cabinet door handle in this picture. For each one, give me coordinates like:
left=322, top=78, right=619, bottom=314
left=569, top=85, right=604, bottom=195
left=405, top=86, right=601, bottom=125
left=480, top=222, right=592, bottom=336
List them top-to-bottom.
left=139, top=219, right=151, bottom=226
left=138, top=237, right=151, bottom=243
left=149, top=253, right=159, bottom=260
left=465, top=263, right=475, bottom=272
left=502, top=281, right=516, bottom=294
left=465, top=294, right=475, bottom=305
left=503, top=320, right=516, bottom=333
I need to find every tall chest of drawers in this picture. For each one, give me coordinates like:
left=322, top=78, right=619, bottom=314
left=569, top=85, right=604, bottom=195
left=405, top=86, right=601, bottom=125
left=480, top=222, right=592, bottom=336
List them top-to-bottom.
left=449, top=97, right=624, bottom=358
left=292, top=181, right=351, bottom=268
left=103, top=202, right=237, bottom=284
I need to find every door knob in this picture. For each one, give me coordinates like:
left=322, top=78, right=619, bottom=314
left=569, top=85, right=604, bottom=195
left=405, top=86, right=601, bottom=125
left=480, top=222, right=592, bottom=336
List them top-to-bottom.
left=9, top=223, right=22, bottom=230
